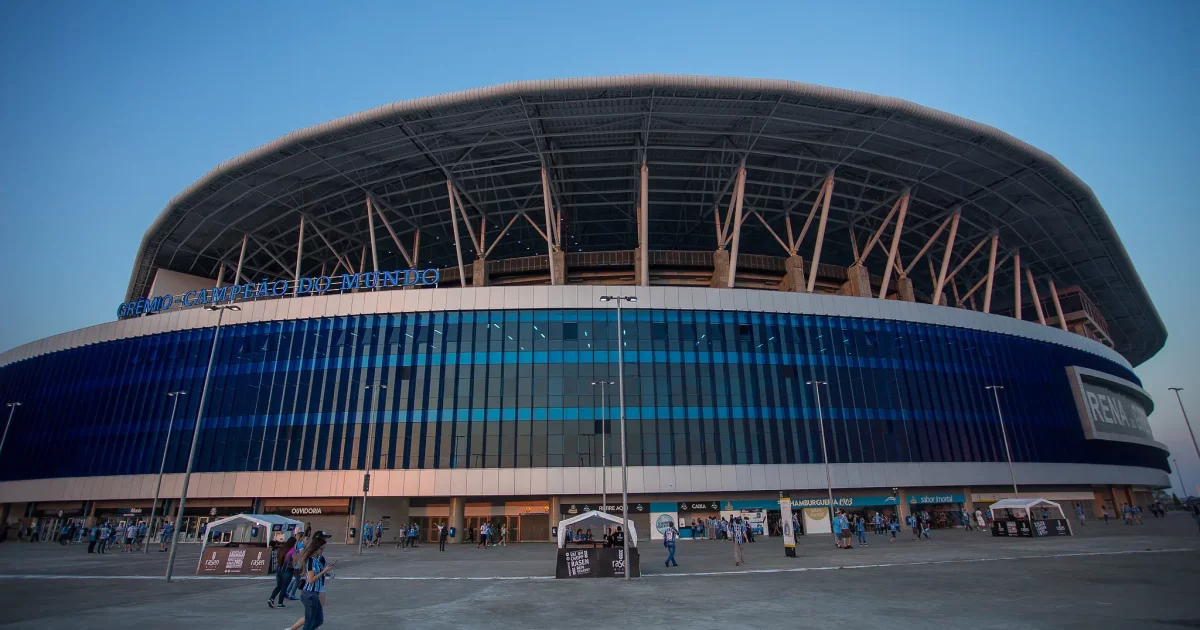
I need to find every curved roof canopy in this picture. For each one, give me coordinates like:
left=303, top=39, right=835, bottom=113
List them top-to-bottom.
left=128, top=75, right=1165, bottom=365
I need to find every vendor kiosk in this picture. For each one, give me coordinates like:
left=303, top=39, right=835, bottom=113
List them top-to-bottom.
left=988, top=498, right=1073, bottom=538
left=555, top=511, right=640, bottom=578
left=194, top=513, right=304, bottom=576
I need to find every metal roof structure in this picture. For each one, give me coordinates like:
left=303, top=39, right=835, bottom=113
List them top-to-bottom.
left=126, top=75, right=1165, bottom=365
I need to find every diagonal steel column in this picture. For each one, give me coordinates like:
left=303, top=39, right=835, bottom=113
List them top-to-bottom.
left=726, top=166, right=747, bottom=288
left=805, top=174, right=834, bottom=293
left=446, top=180, right=467, bottom=287
left=877, top=191, right=909, bottom=298
left=931, top=211, right=961, bottom=305
left=982, top=233, right=999, bottom=313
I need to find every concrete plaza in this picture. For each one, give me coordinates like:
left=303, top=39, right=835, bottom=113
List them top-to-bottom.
left=0, top=512, right=1196, bottom=629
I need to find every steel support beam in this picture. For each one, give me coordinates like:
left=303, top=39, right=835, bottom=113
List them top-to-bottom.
left=639, top=161, right=649, bottom=286
left=726, top=166, right=747, bottom=288
left=540, top=167, right=558, bottom=285
left=805, top=174, right=834, bottom=293
left=446, top=179, right=467, bottom=288
left=452, top=184, right=481, bottom=257
left=877, top=191, right=909, bottom=299
left=857, top=194, right=903, bottom=265
left=366, top=197, right=379, bottom=275
left=371, top=200, right=415, bottom=267
left=903, top=210, right=956, bottom=277
left=931, top=211, right=961, bottom=306
left=483, top=212, right=523, bottom=259
left=293, top=216, right=305, bottom=295
left=307, top=218, right=355, bottom=273
left=982, top=233, right=999, bottom=313
left=233, top=235, right=248, bottom=286
left=1013, top=251, right=1022, bottom=321
left=1026, top=269, right=1046, bottom=325
left=1048, top=279, right=1068, bottom=331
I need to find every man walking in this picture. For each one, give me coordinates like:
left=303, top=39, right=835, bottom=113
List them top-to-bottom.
left=1076, top=504, right=1087, bottom=526
left=731, top=517, right=746, bottom=566
left=375, top=520, right=385, bottom=547
left=663, top=520, right=679, bottom=567
left=438, top=522, right=448, bottom=551
left=87, top=524, right=99, bottom=553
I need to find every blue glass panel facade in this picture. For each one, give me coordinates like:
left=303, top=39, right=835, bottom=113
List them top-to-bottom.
left=0, top=309, right=1168, bottom=482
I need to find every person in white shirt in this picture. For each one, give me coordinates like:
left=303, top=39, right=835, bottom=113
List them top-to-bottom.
left=662, top=522, right=679, bottom=567
left=123, top=524, right=137, bottom=552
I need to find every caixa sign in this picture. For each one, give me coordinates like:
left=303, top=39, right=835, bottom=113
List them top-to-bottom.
left=117, top=268, right=440, bottom=318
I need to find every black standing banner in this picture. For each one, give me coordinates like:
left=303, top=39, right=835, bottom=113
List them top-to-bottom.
left=991, top=519, right=1034, bottom=537
left=1032, top=519, right=1072, bottom=537
left=556, top=547, right=641, bottom=578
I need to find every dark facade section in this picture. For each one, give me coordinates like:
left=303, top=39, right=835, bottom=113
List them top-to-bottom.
left=0, top=309, right=1168, bottom=483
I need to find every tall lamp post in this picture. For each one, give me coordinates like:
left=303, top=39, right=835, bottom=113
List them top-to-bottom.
left=599, top=294, right=635, bottom=581
left=165, top=303, right=239, bottom=582
left=591, top=380, right=615, bottom=511
left=805, top=380, right=837, bottom=547
left=359, top=383, right=386, bottom=555
left=985, top=385, right=1019, bottom=496
left=1167, top=388, right=1200, bottom=462
left=145, top=391, right=186, bottom=554
left=1, top=402, right=21, bottom=460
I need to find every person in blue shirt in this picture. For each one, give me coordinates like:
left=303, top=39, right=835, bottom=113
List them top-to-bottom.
left=831, top=510, right=843, bottom=548
left=873, top=512, right=884, bottom=535
left=906, top=513, right=918, bottom=541
left=854, top=515, right=867, bottom=546
left=889, top=516, right=899, bottom=543
left=374, top=521, right=383, bottom=547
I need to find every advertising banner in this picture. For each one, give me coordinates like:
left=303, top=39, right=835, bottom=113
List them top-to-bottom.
left=1066, top=366, right=1161, bottom=449
left=779, top=496, right=796, bottom=557
left=802, top=507, right=831, bottom=535
left=650, top=512, right=678, bottom=541
left=991, top=519, right=1033, bottom=538
left=1032, top=519, right=1071, bottom=537
left=195, top=547, right=271, bottom=576
left=555, top=547, right=641, bottom=578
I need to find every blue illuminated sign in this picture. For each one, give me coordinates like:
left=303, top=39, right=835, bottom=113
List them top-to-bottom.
left=117, top=268, right=440, bottom=318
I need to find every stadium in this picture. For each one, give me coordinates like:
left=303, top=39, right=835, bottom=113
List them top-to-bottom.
left=0, top=75, right=1170, bottom=544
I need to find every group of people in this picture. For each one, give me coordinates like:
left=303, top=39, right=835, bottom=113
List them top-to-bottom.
left=687, top=516, right=757, bottom=543
left=359, top=520, right=423, bottom=548
left=463, top=522, right=508, bottom=547
left=268, top=526, right=336, bottom=630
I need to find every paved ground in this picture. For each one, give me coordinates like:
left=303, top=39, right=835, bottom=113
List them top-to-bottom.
left=0, top=512, right=1196, bottom=628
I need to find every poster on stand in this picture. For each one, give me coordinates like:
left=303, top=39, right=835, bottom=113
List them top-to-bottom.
left=779, top=496, right=796, bottom=556
left=802, top=507, right=831, bottom=535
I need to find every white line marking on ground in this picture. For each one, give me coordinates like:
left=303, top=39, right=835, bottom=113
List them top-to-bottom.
left=0, top=547, right=1191, bottom=581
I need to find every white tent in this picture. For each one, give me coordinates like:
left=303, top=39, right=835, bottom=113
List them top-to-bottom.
left=988, top=498, right=1073, bottom=534
left=556, top=510, right=638, bottom=548
left=197, top=513, right=304, bottom=561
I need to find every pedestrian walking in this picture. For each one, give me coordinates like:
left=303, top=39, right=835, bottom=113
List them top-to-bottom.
left=1076, top=505, right=1087, bottom=526
left=1102, top=507, right=1110, bottom=525
left=962, top=508, right=973, bottom=531
left=975, top=508, right=986, bottom=532
left=832, top=510, right=843, bottom=548
left=919, top=510, right=931, bottom=540
left=839, top=512, right=853, bottom=549
left=873, top=512, right=885, bottom=535
left=906, top=513, right=918, bottom=541
left=855, top=515, right=867, bottom=546
left=889, top=516, right=899, bottom=543
left=731, top=517, right=747, bottom=566
left=159, top=521, right=174, bottom=552
left=663, top=521, right=679, bottom=567
left=438, top=522, right=448, bottom=551
left=98, top=523, right=111, bottom=553
left=408, top=523, right=418, bottom=548
left=477, top=523, right=489, bottom=549
left=499, top=523, right=508, bottom=546
left=285, top=531, right=307, bottom=601
left=288, top=532, right=336, bottom=630
left=268, top=537, right=296, bottom=609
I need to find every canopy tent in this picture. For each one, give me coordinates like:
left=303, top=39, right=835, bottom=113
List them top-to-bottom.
left=988, top=498, right=1073, bottom=535
left=556, top=511, right=638, bottom=548
left=195, top=514, right=303, bottom=576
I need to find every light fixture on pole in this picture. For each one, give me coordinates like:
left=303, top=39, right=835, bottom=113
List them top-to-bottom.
left=599, top=294, right=636, bottom=580
left=165, top=302, right=239, bottom=582
left=591, top=380, right=615, bottom=512
left=805, top=380, right=837, bottom=547
left=359, top=382, right=386, bottom=556
left=985, top=385, right=1019, bottom=496
left=1167, top=388, right=1200, bottom=461
left=145, top=390, right=186, bottom=555
left=1, top=402, right=22, bottom=460
left=1172, top=458, right=1190, bottom=500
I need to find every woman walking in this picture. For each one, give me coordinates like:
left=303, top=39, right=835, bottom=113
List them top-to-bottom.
left=287, top=532, right=336, bottom=630
left=268, top=537, right=296, bottom=609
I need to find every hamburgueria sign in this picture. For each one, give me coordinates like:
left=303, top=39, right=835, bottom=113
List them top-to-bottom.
left=117, top=268, right=441, bottom=318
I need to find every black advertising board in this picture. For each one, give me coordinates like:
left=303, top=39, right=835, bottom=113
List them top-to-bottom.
left=991, top=519, right=1033, bottom=537
left=1032, top=519, right=1071, bottom=537
left=195, top=547, right=271, bottom=576
left=555, top=547, right=641, bottom=578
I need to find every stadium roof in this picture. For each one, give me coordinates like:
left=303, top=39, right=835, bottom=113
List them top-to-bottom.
left=126, top=75, right=1165, bottom=365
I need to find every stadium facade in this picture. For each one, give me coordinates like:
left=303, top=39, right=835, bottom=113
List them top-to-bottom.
left=0, top=76, right=1169, bottom=543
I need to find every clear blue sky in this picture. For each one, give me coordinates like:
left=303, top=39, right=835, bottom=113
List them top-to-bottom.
left=1, top=0, right=1197, bottom=496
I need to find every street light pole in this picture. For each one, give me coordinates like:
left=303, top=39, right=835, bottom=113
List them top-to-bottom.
left=600, top=295, right=636, bottom=580
left=165, top=303, right=239, bottom=583
left=591, top=380, right=614, bottom=511
left=806, top=381, right=837, bottom=547
left=359, top=383, right=385, bottom=556
left=986, top=385, right=1019, bottom=496
left=1168, top=388, right=1200, bottom=462
left=145, top=391, right=186, bottom=554
left=1, top=402, right=22, bottom=461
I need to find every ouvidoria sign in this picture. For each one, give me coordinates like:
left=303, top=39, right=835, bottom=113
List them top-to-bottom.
left=117, top=268, right=440, bottom=318
left=1066, top=366, right=1161, bottom=449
